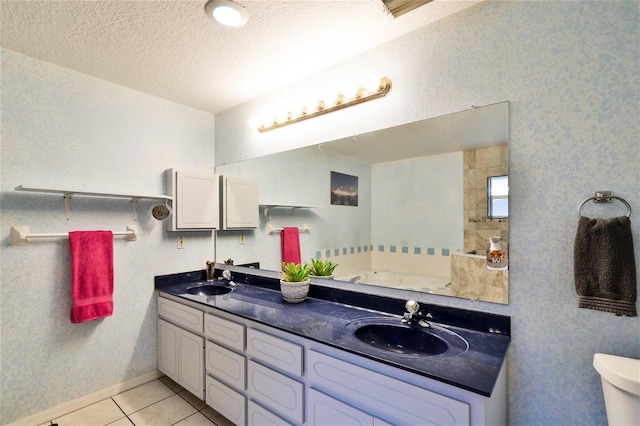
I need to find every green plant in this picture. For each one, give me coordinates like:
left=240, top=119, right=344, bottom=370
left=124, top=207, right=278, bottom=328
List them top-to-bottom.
left=308, top=258, right=338, bottom=276
left=280, top=262, right=311, bottom=282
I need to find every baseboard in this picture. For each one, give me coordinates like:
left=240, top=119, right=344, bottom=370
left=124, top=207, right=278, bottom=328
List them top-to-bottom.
left=7, top=370, right=162, bottom=426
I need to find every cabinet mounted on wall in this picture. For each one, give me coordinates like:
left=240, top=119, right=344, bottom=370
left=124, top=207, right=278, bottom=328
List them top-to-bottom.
left=166, top=169, right=219, bottom=231
left=219, top=175, right=259, bottom=230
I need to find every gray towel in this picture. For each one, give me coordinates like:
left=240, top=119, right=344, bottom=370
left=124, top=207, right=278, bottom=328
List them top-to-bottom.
left=574, top=216, right=637, bottom=316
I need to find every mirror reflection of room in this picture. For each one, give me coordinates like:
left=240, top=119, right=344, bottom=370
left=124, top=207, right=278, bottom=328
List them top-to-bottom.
left=216, top=102, right=509, bottom=304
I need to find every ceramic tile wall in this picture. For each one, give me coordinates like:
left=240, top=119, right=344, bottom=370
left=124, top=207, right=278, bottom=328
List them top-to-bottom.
left=463, top=145, right=509, bottom=253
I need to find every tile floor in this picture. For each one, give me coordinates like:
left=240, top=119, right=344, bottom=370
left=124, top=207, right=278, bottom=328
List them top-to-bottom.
left=38, top=376, right=234, bottom=426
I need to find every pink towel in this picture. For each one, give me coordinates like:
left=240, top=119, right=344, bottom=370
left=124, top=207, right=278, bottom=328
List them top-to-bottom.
left=281, top=227, right=301, bottom=265
left=69, top=231, right=114, bottom=323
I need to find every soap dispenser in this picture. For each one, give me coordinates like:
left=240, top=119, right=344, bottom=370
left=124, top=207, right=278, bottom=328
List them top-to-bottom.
left=486, top=236, right=508, bottom=270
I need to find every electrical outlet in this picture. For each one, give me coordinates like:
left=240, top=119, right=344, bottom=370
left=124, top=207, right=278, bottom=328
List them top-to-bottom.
left=239, top=233, right=246, bottom=245
left=177, top=236, right=186, bottom=249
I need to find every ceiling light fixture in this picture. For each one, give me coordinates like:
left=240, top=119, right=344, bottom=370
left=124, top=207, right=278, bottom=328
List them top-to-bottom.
left=205, top=0, right=248, bottom=28
left=251, top=77, right=392, bottom=133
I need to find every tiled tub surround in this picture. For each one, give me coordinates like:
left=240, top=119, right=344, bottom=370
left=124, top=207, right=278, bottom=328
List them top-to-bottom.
left=463, top=145, right=509, bottom=254
left=316, top=243, right=453, bottom=293
left=451, top=252, right=509, bottom=304
left=155, top=267, right=510, bottom=399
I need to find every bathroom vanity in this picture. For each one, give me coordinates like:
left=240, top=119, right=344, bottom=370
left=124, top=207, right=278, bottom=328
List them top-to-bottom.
left=155, top=267, right=510, bottom=426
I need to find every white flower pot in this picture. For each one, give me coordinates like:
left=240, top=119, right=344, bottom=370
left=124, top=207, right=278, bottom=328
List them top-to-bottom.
left=280, top=279, right=310, bottom=303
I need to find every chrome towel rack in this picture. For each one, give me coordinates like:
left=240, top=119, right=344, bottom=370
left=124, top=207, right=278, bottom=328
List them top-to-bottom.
left=577, top=191, right=632, bottom=218
left=10, top=225, right=138, bottom=246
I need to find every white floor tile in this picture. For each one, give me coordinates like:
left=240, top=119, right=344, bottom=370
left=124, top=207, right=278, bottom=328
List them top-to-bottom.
left=159, top=375, right=185, bottom=393
left=112, top=379, right=174, bottom=415
left=178, top=389, right=208, bottom=410
left=127, top=394, right=198, bottom=426
left=52, top=398, right=125, bottom=426
left=201, top=406, right=235, bottom=426
left=174, top=412, right=217, bottom=426
left=106, top=416, right=134, bottom=425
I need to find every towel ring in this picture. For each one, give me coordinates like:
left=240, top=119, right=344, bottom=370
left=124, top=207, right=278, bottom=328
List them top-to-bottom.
left=577, top=191, right=632, bottom=218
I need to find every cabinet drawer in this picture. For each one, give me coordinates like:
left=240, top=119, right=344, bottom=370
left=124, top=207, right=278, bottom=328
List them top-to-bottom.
left=158, top=297, right=203, bottom=333
left=205, top=313, right=245, bottom=351
left=246, top=328, right=303, bottom=376
left=206, top=341, right=246, bottom=390
left=308, top=350, right=470, bottom=425
left=247, top=360, right=304, bottom=424
left=206, top=375, right=246, bottom=426
left=308, top=388, right=374, bottom=426
left=247, top=400, right=293, bottom=426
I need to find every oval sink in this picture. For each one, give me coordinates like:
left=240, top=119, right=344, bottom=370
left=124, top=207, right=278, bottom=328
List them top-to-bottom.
left=186, top=284, right=232, bottom=296
left=345, top=317, right=468, bottom=357
left=355, top=324, right=449, bottom=356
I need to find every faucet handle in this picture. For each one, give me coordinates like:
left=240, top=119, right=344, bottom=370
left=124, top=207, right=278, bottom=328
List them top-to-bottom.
left=405, top=300, right=419, bottom=315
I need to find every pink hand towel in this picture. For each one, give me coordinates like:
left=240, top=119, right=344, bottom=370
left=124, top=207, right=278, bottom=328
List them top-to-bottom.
left=281, top=227, right=301, bottom=265
left=69, top=231, right=114, bottom=323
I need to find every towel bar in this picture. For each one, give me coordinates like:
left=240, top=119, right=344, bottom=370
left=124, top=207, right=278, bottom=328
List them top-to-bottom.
left=577, top=191, right=632, bottom=218
left=266, top=224, right=310, bottom=235
left=10, top=225, right=138, bottom=245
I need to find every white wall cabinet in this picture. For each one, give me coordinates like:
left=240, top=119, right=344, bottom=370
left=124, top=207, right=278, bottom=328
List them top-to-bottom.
left=166, top=169, right=219, bottom=231
left=220, top=175, right=259, bottom=230
left=158, top=294, right=507, bottom=426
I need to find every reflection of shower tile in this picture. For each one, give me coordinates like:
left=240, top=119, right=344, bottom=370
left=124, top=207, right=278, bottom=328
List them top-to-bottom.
left=450, top=253, right=508, bottom=304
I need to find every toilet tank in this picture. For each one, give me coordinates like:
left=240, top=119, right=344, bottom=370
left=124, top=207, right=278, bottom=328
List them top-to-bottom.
left=593, top=353, right=640, bottom=426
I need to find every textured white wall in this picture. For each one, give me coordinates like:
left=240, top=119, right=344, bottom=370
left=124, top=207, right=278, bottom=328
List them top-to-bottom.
left=215, top=2, right=639, bottom=425
left=0, top=49, right=216, bottom=424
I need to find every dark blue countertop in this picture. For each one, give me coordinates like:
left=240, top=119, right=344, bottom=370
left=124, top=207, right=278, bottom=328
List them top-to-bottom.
left=155, top=267, right=510, bottom=397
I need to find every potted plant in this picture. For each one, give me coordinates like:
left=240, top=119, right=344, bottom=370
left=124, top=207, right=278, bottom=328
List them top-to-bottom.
left=308, top=258, right=338, bottom=279
left=280, top=262, right=311, bottom=303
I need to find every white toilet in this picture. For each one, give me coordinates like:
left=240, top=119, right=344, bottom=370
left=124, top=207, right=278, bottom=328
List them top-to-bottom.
left=593, top=353, right=640, bottom=425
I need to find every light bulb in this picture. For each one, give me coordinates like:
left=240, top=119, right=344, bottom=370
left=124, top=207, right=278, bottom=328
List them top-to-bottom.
left=205, top=0, right=248, bottom=28
left=364, top=76, right=383, bottom=93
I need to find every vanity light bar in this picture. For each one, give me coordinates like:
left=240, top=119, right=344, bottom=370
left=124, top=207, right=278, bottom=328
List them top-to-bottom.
left=252, top=77, right=392, bottom=133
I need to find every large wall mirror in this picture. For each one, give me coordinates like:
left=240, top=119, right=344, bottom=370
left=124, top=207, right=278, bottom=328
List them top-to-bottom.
left=216, top=101, right=509, bottom=304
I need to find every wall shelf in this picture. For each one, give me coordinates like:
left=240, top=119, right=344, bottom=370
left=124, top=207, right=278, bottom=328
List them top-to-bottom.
left=15, top=185, right=172, bottom=219
left=15, top=185, right=171, bottom=201
left=259, top=203, right=322, bottom=218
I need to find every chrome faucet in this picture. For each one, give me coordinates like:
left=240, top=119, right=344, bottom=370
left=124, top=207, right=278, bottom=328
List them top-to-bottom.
left=218, top=269, right=237, bottom=287
left=402, top=300, right=431, bottom=328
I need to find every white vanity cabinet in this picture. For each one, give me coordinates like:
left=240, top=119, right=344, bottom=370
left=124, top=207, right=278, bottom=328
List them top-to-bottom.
left=157, top=294, right=507, bottom=426
left=157, top=298, right=204, bottom=399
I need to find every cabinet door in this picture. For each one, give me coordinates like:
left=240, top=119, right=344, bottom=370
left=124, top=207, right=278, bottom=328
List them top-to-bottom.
left=167, top=169, right=219, bottom=231
left=221, top=176, right=259, bottom=229
left=159, top=297, right=203, bottom=333
left=204, top=313, right=245, bottom=351
left=158, top=319, right=178, bottom=383
left=158, top=319, right=204, bottom=400
left=246, top=328, right=303, bottom=376
left=178, top=330, right=204, bottom=399
left=206, top=340, right=246, bottom=390
left=308, top=350, right=470, bottom=425
left=247, top=360, right=304, bottom=424
left=206, top=375, right=246, bottom=426
left=307, top=388, right=374, bottom=426
left=247, top=400, right=293, bottom=426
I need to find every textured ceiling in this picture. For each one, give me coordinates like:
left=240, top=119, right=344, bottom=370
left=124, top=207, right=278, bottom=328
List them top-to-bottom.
left=0, top=0, right=480, bottom=114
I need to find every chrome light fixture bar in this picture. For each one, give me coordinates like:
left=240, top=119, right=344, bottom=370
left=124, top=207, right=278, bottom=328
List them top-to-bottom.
left=253, top=77, right=392, bottom=133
